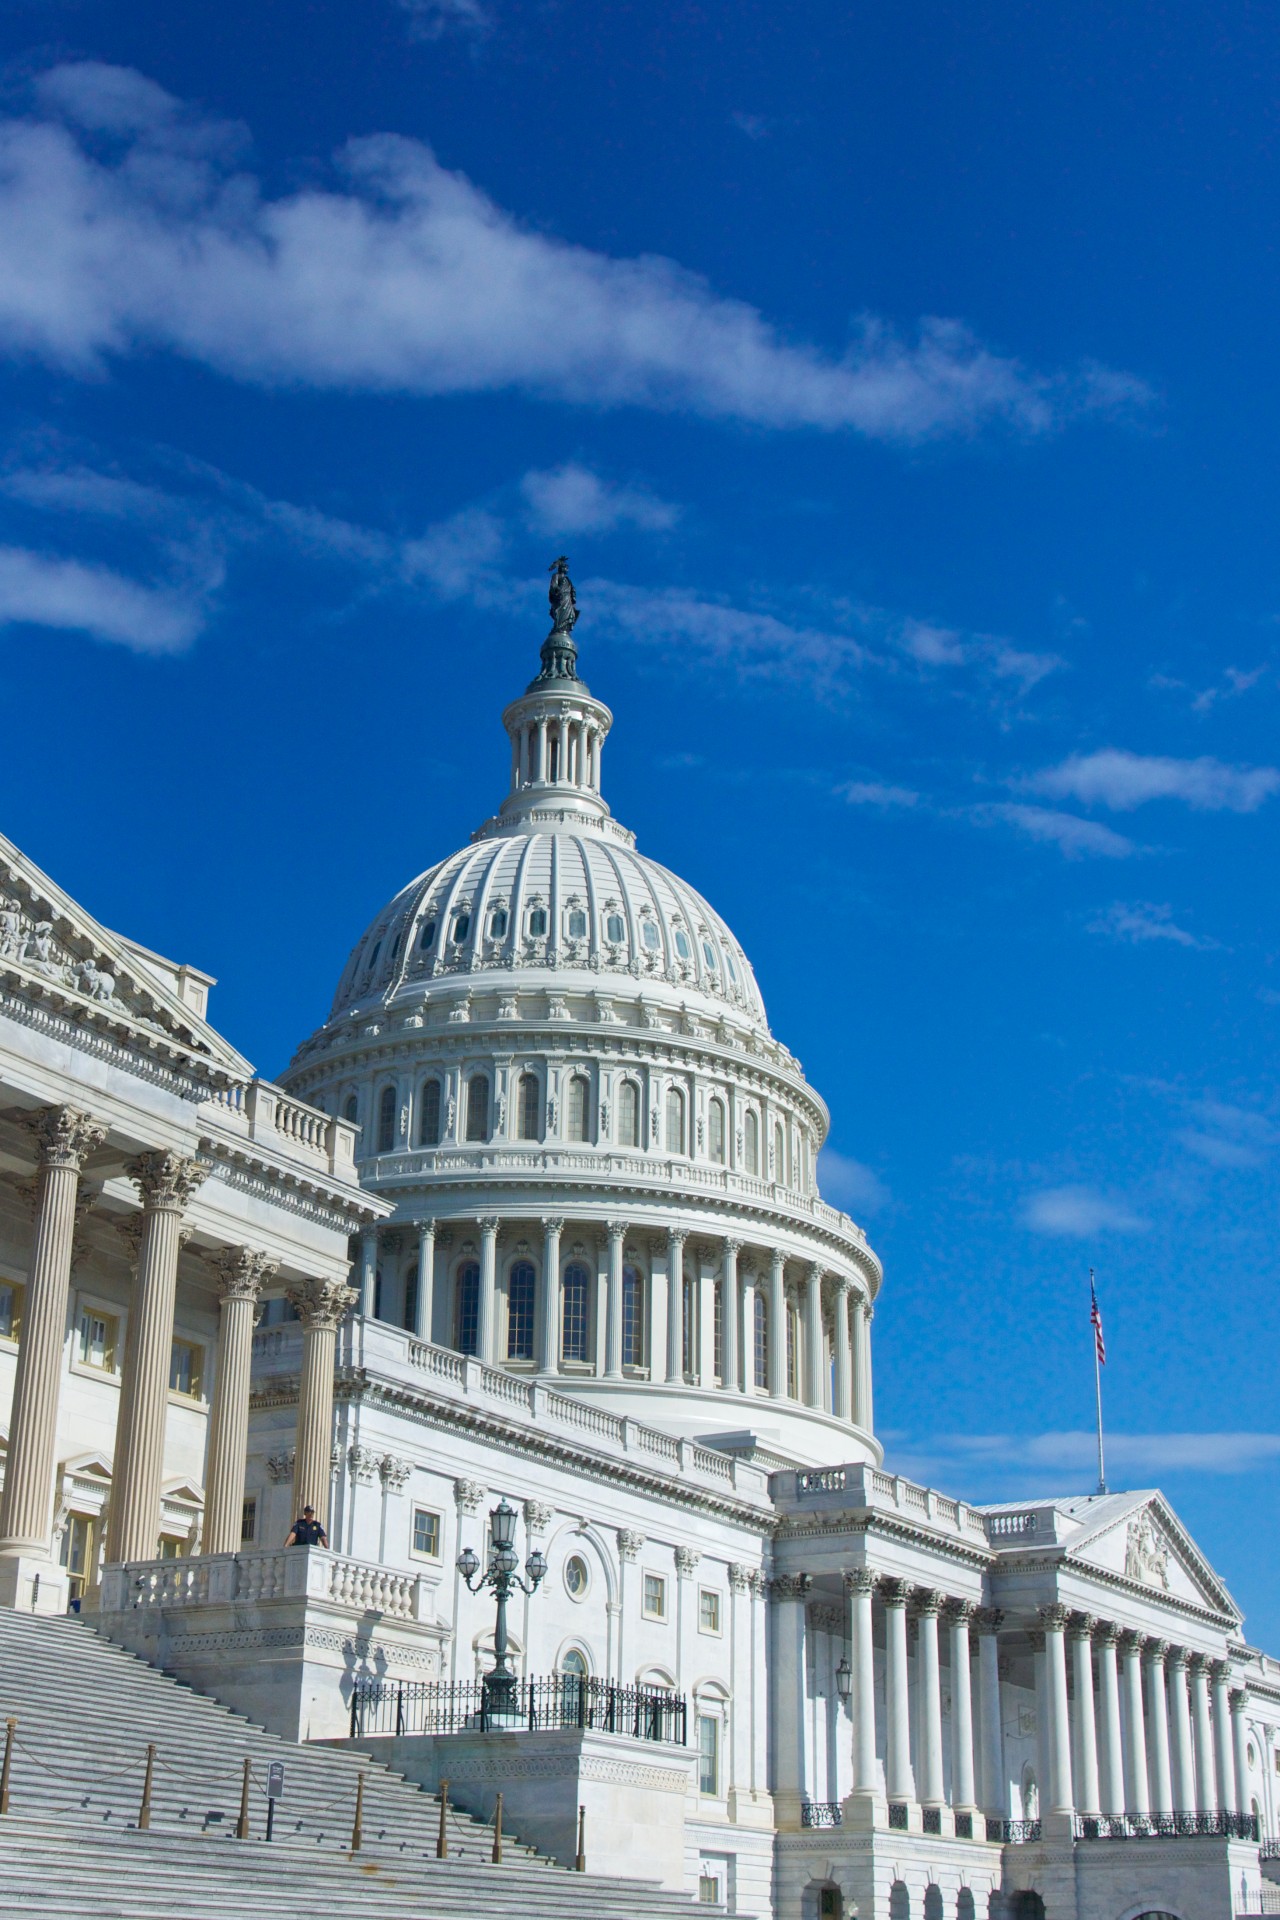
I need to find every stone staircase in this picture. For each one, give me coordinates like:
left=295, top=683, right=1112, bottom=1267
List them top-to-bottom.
left=0, top=1609, right=698, bottom=1917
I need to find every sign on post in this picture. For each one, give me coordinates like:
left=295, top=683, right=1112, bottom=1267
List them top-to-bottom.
left=267, top=1762, right=285, bottom=1800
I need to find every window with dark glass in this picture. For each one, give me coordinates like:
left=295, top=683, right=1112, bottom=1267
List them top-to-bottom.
left=528, top=907, right=548, bottom=936
left=489, top=908, right=508, bottom=939
left=567, top=908, right=587, bottom=939
left=605, top=912, right=625, bottom=943
left=452, top=913, right=470, bottom=944
left=419, top=918, right=437, bottom=949
left=674, top=928, right=692, bottom=960
left=367, top=940, right=381, bottom=972
left=702, top=941, right=716, bottom=968
left=518, top=1072, right=540, bottom=1141
left=466, top=1075, right=490, bottom=1142
left=567, top=1075, right=590, bottom=1142
left=418, top=1079, right=442, bottom=1146
left=617, top=1079, right=640, bottom=1148
left=377, top=1085, right=397, bottom=1154
left=665, top=1086, right=685, bottom=1154
left=344, top=1094, right=358, bottom=1124
left=708, top=1098, right=726, bottom=1165
left=744, top=1109, right=760, bottom=1175
left=506, top=1261, right=535, bottom=1361
left=455, top=1262, right=480, bottom=1356
left=561, top=1262, right=590, bottom=1363
left=403, top=1263, right=418, bottom=1333
left=622, top=1264, right=643, bottom=1368
left=754, top=1290, right=768, bottom=1389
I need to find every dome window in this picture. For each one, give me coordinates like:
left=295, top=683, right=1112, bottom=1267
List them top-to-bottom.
left=489, top=908, right=508, bottom=939
left=528, top=908, right=548, bottom=938
left=566, top=909, right=587, bottom=939
left=605, top=912, right=625, bottom=943
left=451, top=914, right=471, bottom=944
left=419, top=918, right=437, bottom=950
left=640, top=921, right=660, bottom=951
left=674, top=929, right=692, bottom=961
left=366, top=940, right=382, bottom=973
left=702, top=941, right=717, bottom=969
left=724, top=948, right=738, bottom=982
left=517, top=1072, right=541, bottom=1141
left=465, top=1075, right=490, bottom=1141
left=566, top=1075, right=591, bottom=1143
left=418, top=1079, right=442, bottom=1147
left=617, top=1079, right=640, bottom=1148
left=377, top=1085, right=397, bottom=1154
left=665, top=1086, right=686, bottom=1155
left=344, top=1095, right=359, bottom=1125
left=708, top=1098, right=726, bottom=1165
left=744, top=1109, right=760, bottom=1175
left=506, top=1261, right=535, bottom=1361
left=561, top=1264, right=590, bottom=1363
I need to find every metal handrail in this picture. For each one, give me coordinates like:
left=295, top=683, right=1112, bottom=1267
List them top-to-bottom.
left=349, top=1673, right=687, bottom=1747
left=1073, top=1810, right=1259, bottom=1841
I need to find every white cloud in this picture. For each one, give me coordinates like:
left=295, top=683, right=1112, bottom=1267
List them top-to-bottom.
left=397, top=0, right=493, bottom=39
left=0, top=65, right=1148, bottom=441
left=519, top=464, right=679, bottom=535
left=0, top=545, right=203, bottom=652
left=897, top=618, right=1060, bottom=693
left=1027, top=748, right=1280, bottom=814
left=837, top=780, right=920, bottom=809
left=977, top=803, right=1139, bottom=860
left=1087, top=901, right=1217, bottom=950
left=1174, top=1095, right=1278, bottom=1170
left=818, top=1148, right=889, bottom=1216
left=1021, top=1185, right=1149, bottom=1237
left=897, top=1429, right=1280, bottom=1491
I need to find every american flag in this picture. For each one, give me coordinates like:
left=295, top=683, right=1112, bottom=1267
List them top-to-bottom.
left=1090, top=1275, right=1106, bottom=1366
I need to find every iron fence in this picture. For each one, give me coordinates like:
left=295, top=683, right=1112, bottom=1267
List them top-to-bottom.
left=349, top=1673, right=687, bottom=1746
left=801, top=1802, right=843, bottom=1828
left=1074, top=1810, right=1259, bottom=1841
left=986, top=1818, right=1042, bottom=1843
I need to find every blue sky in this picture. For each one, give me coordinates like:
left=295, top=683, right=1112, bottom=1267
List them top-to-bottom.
left=1, top=3, right=1278, bottom=1640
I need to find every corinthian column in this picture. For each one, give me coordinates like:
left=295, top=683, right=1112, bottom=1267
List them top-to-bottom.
left=0, top=1107, right=106, bottom=1561
left=107, top=1152, right=208, bottom=1564
left=477, top=1217, right=498, bottom=1364
left=540, top=1217, right=563, bottom=1372
left=414, top=1219, right=436, bottom=1342
left=604, top=1220, right=626, bottom=1379
left=666, top=1228, right=687, bottom=1384
left=720, top=1239, right=741, bottom=1392
left=202, top=1248, right=276, bottom=1555
left=767, top=1250, right=786, bottom=1398
left=802, top=1264, right=824, bottom=1409
left=286, top=1276, right=357, bottom=1523
left=832, top=1279, right=853, bottom=1421
left=845, top=1569, right=878, bottom=1795
left=882, top=1579, right=914, bottom=1804
left=916, top=1593, right=946, bottom=1811
left=947, top=1600, right=978, bottom=1816
left=1039, top=1605, right=1075, bottom=1816
left=975, top=1609, right=1006, bottom=1819
left=1069, top=1616, right=1101, bottom=1817
left=1096, top=1626, right=1125, bottom=1818
left=1119, top=1631, right=1150, bottom=1816
left=1146, top=1640, right=1173, bottom=1813
left=1168, top=1648, right=1195, bottom=1813
left=1189, top=1654, right=1216, bottom=1813
left=1212, top=1664, right=1236, bottom=1814
left=1230, top=1690, right=1250, bottom=1827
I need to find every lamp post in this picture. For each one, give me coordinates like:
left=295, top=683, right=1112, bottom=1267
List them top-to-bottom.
left=457, top=1497, right=547, bottom=1724
left=836, top=1656, right=852, bottom=1707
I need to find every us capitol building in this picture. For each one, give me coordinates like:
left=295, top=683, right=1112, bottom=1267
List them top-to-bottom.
left=0, top=563, right=1274, bottom=1920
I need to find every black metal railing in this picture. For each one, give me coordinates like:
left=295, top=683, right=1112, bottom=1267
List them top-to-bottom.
left=349, top=1673, right=687, bottom=1745
left=801, top=1802, right=843, bottom=1828
left=888, top=1802, right=909, bottom=1830
left=922, top=1807, right=942, bottom=1834
left=1074, top=1810, right=1259, bottom=1842
left=954, top=1812, right=974, bottom=1840
left=986, top=1818, right=1042, bottom=1843
left=1260, top=1837, right=1280, bottom=1860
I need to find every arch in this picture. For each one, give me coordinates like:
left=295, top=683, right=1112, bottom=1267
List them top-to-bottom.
left=517, top=1071, right=541, bottom=1141
left=465, top=1074, right=490, bottom=1142
left=566, top=1074, right=591, bottom=1143
left=418, top=1078, right=442, bottom=1147
left=617, top=1079, right=641, bottom=1148
left=377, top=1084, right=397, bottom=1154
left=665, top=1085, right=685, bottom=1155
left=708, top=1097, right=726, bottom=1164
left=744, top=1108, right=760, bottom=1175
left=506, top=1260, right=536, bottom=1362
left=455, top=1261, right=481, bottom=1356
left=561, top=1261, right=591, bottom=1363
left=622, top=1263, right=644, bottom=1368
left=753, top=1289, right=768, bottom=1389
left=543, top=1518, right=619, bottom=1609
left=560, top=1646, right=589, bottom=1676
left=636, top=1664, right=676, bottom=1690
left=889, top=1883, right=911, bottom=1920
left=924, top=1890, right=943, bottom=1920
left=956, top=1894, right=976, bottom=1920
left=1010, top=1897, right=1045, bottom=1920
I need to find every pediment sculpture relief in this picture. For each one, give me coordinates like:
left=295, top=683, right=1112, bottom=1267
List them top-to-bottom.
left=0, top=897, right=117, bottom=1004
left=1125, top=1512, right=1171, bottom=1590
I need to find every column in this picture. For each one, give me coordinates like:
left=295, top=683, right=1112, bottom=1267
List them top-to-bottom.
left=536, top=716, right=547, bottom=781
left=0, top=1107, right=106, bottom=1559
left=107, top=1152, right=208, bottom=1564
left=477, top=1217, right=498, bottom=1365
left=539, top=1217, right=563, bottom=1372
left=413, top=1219, right=436, bottom=1342
left=604, top=1220, right=625, bottom=1379
left=357, top=1226, right=377, bottom=1317
left=665, top=1228, right=686, bottom=1384
left=720, top=1239, right=741, bottom=1392
left=202, top=1247, right=275, bottom=1556
left=767, top=1250, right=786, bottom=1399
left=802, top=1264, right=824, bottom=1410
left=740, top=1265, right=756, bottom=1394
left=287, top=1276, right=356, bottom=1523
left=832, top=1280, right=852, bottom=1422
left=850, top=1289, right=868, bottom=1426
left=861, top=1300, right=875, bottom=1432
left=845, top=1570, right=878, bottom=1796
left=769, top=1574, right=811, bottom=1807
left=882, top=1579, right=914, bottom=1804
left=916, top=1593, right=945, bottom=1810
left=948, top=1601, right=978, bottom=1815
left=1039, top=1605, right=1075, bottom=1816
left=975, top=1610, right=1006, bottom=1819
left=1070, top=1616, right=1101, bottom=1817
left=1096, top=1626, right=1126, bottom=1818
left=1119, top=1632, right=1150, bottom=1816
left=1146, top=1640, right=1173, bottom=1813
left=1168, top=1648, right=1195, bottom=1813
left=1189, top=1654, right=1216, bottom=1813
left=1212, top=1664, right=1236, bottom=1814
left=1230, top=1690, right=1250, bottom=1827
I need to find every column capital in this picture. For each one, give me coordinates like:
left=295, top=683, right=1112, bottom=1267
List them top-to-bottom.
left=27, top=1104, right=107, bottom=1171
left=126, top=1149, right=208, bottom=1212
left=478, top=1214, right=500, bottom=1235
left=416, top=1216, right=437, bottom=1236
left=541, top=1216, right=565, bottom=1235
left=606, top=1218, right=627, bottom=1243
left=722, top=1236, right=743, bottom=1257
left=215, top=1245, right=278, bottom=1302
left=769, top=1246, right=785, bottom=1272
left=805, top=1260, right=824, bottom=1283
left=286, top=1275, right=356, bottom=1329
left=453, top=1477, right=485, bottom=1512
left=524, top=1499, right=553, bottom=1534
left=616, top=1528, right=644, bottom=1562
left=674, top=1545, right=701, bottom=1577
left=728, top=1562, right=751, bottom=1594
left=843, top=1567, right=876, bottom=1596
left=769, top=1573, right=812, bottom=1602
left=879, top=1576, right=910, bottom=1608
left=913, top=1588, right=944, bottom=1619
left=944, top=1597, right=978, bottom=1624
left=1038, top=1603, right=1070, bottom=1633
left=973, top=1606, right=1005, bottom=1634
left=1068, top=1612, right=1098, bottom=1641
left=1095, top=1621, right=1122, bottom=1647
left=1117, top=1627, right=1145, bottom=1655
left=1144, top=1637, right=1170, bottom=1664
left=1166, top=1644, right=1189, bottom=1673
left=1187, top=1650, right=1211, bottom=1676
left=1208, top=1658, right=1230, bottom=1684
left=1229, top=1687, right=1248, bottom=1713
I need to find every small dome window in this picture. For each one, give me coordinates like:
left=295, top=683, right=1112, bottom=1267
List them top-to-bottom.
left=489, top=908, right=508, bottom=939
left=528, top=908, right=548, bottom=937
left=566, top=908, right=587, bottom=939
left=605, top=912, right=625, bottom=943
left=451, top=913, right=470, bottom=944
left=419, top=918, right=437, bottom=950
left=641, top=921, right=660, bottom=951
left=674, top=929, right=692, bottom=961
left=390, top=931, right=402, bottom=959
left=366, top=940, right=382, bottom=972
left=702, top=941, right=717, bottom=969
left=724, top=948, right=738, bottom=982
left=344, top=1095, right=358, bottom=1125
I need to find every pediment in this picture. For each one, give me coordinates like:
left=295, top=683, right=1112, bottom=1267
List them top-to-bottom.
left=0, top=831, right=249, bottom=1082
left=60, top=1450, right=113, bottom=1484
left=1067, top=1493, right=1238, bottom=1620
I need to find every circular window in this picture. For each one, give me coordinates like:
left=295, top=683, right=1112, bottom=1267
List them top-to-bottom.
left=565, top=1555, right=590, bottom=1600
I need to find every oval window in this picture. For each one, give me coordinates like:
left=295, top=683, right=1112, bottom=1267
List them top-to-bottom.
left=529, top=908, right=548, bottom=937
left=489, top=909, right=508, bottom=939
left=567, top=909, right=587, bottom=939
left=605, top=913, right=625, bottom=943
left=452, top=914, right=470, bottom=943
left=419, top=919, right=436, bottom=950
left=641, top=922, right=660, bottom=951
left=674, top=929, right=691, bottom=960
left=702, top=941, right=716, bottom=968
left=565, top=1555, right=589, bottom=1599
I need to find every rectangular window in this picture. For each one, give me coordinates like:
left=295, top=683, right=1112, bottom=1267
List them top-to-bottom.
left=506, top=1262, right=536, bottom=1362
left=561, top=1265, right=589, bottom=1364
left=621, top=1267, right=643, bottom=1369
left=0, top=1278, right=23, bottom=1340
left=713, top=1281, right=722, bottom=1383
left=77, top=1307, right=119, bottom=1372
left=169, top=1338, right=203, bottom=1398
left=240, top=1497, right=257, bottom=1544
left=412, top=1508, right=441, bottom=1559
left=59, top=1514, right=95, bottom=1600
left=158, top=1536, right=186, bottom=1561
left=642, top=1573, right=667, bottom=1620
left=698, top=1589, right=722, bottom=1635
left=698, top=1715, right=720, bottom=1795
left=698, top=1879, right=721, bottom=1907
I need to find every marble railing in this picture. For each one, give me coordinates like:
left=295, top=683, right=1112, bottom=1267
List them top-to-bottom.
left=201, top=1078, right=358, bottom=1179
left=782, top=1462, right=991, bottom=1544
left=96, top=1545, right=430, bottom=1621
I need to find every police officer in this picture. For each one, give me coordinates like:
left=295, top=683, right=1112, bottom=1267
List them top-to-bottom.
left=283, top=1504, right=328, bottom=1547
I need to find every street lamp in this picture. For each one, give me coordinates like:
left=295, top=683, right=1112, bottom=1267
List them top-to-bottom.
left=457, top=1497, right=547, bottom=1723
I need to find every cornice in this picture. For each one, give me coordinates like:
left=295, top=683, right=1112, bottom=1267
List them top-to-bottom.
left=0, top=988, right=222, bottom=1101
left=200, top=1145, right=385, bottom=1228
left=774, top=1508, right=993, bottom=1574
left=1007, top=1551, right=1238, bottom=1632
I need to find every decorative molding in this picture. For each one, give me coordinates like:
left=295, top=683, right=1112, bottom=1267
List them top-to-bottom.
left=126, top=1150, right=209, bottom=1213
left=215, top=1245, right=278, bottom=1302
left=286, top=1276, right=357, bottom=1329
left=378, top=1454, right=411, bottom=1492
left=453, top=1477, right=485, bottom=1513
left=523, top=1499, right=553, bottom=1534
left=615, top=1528, right=644, bottom=1563
left=674, top=1544, right=700, bottom=1577
left=770, top=1574, right=812, bottom=1602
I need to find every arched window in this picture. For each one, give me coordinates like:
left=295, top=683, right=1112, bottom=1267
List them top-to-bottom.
left=489, top=907, right=508, bottom=940
left=528, top=907, right=548, bottom=937
left=566, top=908, right=587, bottom=939
left=605, top=912, right=625, bottom=943
left=418, top=917, right=436, bottom=950
left=674, top=928, right=691, bottom=960
left=518, top=1072, right=541, bottom=1141
left=466, top=1074, right=490, bottom=1142
left=567, top=1075, right=591, bottom=1143
left=418, top=1079, right=442, bottom=1147
left=617, top=1080, right=640, bottom=1148
left=377, top=1085, right=397, bottom=1154
left=665, top=1086, right=685, bottom=1155
left=344, top=1094, right=358, bottom=1125
left=708, top=1098, right=726, bottom=1165
left=744, top=1109, right=759, bottom=1175
left=773, top=1122, right=785, bottom=1181
left=507, top=1261, right=535, bottom=1362
left=455, top=1262, right=480, bottom=1356
left=403, top=1263, right=418, bottom=1334
left=561, top=1263, right=590, bottom=1363
left=622, top=1264, right=643, bottom=1368
left=682, top=1270, right=695, bottom=1378
left=753, top=1289, right=768, bottom=1389
left=786, top=1298, right=798, bottom=1397
left=561, top=1647, right=588, bottom=1676
left=889, top=1883, right=910, bottom=1920
left=924, top=1890, right=943, bottom=1920
left=957, top=1893, right=976, bottom=1920
left=1010, top=1899, right=1045, bottom=1920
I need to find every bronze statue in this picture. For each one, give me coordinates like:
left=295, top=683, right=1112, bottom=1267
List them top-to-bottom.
left=548, top=556, right=578, bottom=637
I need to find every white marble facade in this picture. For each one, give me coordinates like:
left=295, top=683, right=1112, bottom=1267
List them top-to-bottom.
left=0, top=586, right=1277, bottom=1920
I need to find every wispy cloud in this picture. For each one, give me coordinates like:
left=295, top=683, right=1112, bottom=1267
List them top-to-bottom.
left=396, top=0, right=493, bottom=40
left=0, top=64, right=1149, bottom=442
left=520, top=464, right=679, bottom=535
left=0, top=545, right=203, bottom=652
left=898, top=619, right=1061, bottom=694
left=1152, top=665, right=1268, bottom=715
left=1026, top=748, right=1280, bottom=814
left=837, top=780, right=920, bottom=809
left=976, top=803, right=1139, bottom=860
left=1087, top=901, right=1218, bottom=950
left=1174, top=1094, right=1279, bottom=1170
left=818, top=1148, right=890, bottom=1216
left=1021, top=1185, right=1149, bottom=1237
left=893, top=1428, right=1280, bottom=1495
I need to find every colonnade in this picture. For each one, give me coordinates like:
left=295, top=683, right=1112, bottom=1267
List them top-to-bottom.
left=512, top=710, right=603, bottom=793
left=0, top=1103, right=355, bottom=1587
left=360, top=1216, right=874, bottom=1425
left=772, top=1572, right=1251, bottom=1830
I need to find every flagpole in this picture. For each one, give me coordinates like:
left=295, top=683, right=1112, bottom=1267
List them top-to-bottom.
left=1091, top=1268, right=1107, bottom=1495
